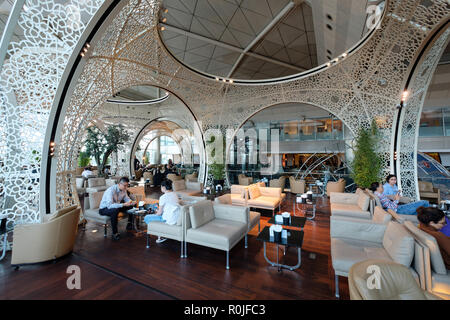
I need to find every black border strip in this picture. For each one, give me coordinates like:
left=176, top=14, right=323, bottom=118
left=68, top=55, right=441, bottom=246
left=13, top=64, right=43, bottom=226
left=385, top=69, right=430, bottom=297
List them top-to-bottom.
left=45, top=1, right=122, bottom=214
left=393, top=20, right=450, bottom=176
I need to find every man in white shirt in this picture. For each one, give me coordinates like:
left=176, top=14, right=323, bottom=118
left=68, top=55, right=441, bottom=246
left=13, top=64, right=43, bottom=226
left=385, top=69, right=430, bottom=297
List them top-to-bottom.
left=82, top=166, right=94, bottom=179
left=144, top=179, right=180, bottom=243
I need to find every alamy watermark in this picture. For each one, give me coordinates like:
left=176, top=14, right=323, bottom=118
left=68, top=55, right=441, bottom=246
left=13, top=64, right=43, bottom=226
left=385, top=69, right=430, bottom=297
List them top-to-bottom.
left=366, top=1, right=385, bottom=31
left=66, top=265, right=81, bottom=290
left=366, top=265, right=381, bottom=290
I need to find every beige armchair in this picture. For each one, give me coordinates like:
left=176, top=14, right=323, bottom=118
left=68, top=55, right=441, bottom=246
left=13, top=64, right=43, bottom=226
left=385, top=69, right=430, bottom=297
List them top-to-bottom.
left=167, top=173, right=182, bottom=182
left=238, top=174, right=253, bottom=186
left=269, top=176, right=287, bottom=192
left=288, top=176, right=305, bottom=194
left=326, top=178, right=346, bottom=196
left=173, top=179, right=203, bottom=197
left=418, top=181, right=441, bottom=204
left=330, top=192, right=371, bottom=220
left=214, top=193, right=261, bottom=247
left=146, top=197, right=205, bottom=257
left=185, top=200, right=248, bottom=269
left=11, top=206, right=81, bottom=267
left=331, top=219, right=417, bottom=298
left=404, top=221, right=450, bottom=299
left=349, top=259, right=441, bottom=300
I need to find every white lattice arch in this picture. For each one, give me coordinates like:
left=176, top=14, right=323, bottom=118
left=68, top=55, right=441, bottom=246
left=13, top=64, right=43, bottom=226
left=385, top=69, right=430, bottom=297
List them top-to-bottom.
left=0, top=0, right=449, bottom=221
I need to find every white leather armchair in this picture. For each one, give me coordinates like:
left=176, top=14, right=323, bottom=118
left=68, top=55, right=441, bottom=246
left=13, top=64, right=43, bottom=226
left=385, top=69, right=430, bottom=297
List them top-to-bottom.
left=330, top=192, right=371, bottom=220
left=185, top=200, right=248, bottom=269
left=331, top=218, right=417, bottom=298
left=404, top=221, right=450, bottom=299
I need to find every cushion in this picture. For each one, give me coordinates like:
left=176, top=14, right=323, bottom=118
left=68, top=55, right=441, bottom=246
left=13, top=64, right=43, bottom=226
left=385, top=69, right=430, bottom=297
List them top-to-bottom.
left=230, top=185, right=246, bottom=196
left=248, top=186, right=261, bottom=199
left=89, top=191, right=104, bottom=210
left=357, top=193, right=370, bottom=211
left=230, top=194, right=246, bottom=205
left=247, top=196, right=280, bottom=209
left=189, top=200, right=215, bottom=229
left=331, top=203, right=372, bottom=219
left=373, top=207, right=392, bottom=224
left=84, top=209, right=109, bottom=224
left=249, top=211, right=260, bottom=230
left=186, top=219, right=247, bottom=250
left=147, top=221, right=182, bottom=238
left=404, top=221, right=448, bottom=275
left=383, top=222, right=415, bottom=267
left=331, top=238, right=387, bottom=274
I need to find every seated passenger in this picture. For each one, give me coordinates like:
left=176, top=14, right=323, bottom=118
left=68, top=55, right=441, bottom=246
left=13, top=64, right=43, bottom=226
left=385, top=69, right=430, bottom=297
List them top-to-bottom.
left=383, top=174, right=400, bottom=199
left=99, top=177, right=136, bottom=240
left=144, top=179, right=180, bottom=244
left=370, top=181, right=429, bottom=215
left=417, top=206, right=450, bottom=269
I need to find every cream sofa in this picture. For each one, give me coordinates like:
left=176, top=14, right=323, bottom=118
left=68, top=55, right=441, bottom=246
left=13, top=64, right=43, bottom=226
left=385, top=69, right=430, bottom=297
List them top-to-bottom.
left=173, top=179, right=203, bottom=197
left=247, top=184, right=283, bottom=215
left=330, top=192, right=371, bottom=220
left=214, top=193, right=261, bottom=248
left=146, top=195, right=206, bottom=257
left=185, top=200, right=248, bottom=269
left=11, top=206, right=81, bottom=267
left=331, top=218, right=417, bottom=298
left=404, top=221, right=450, bottom=299
left=349, top=259, right=441, bottom=300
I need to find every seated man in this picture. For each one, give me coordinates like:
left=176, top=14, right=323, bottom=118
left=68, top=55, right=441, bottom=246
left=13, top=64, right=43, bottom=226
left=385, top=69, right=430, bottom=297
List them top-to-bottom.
left=81, top=165, right=94, bottom=179
left=99, top=177, right=136, bottom=240
left=144, top=179, right=180, bottom=244
left=370, top=181, right=429, bottom=215
left=417, top=206, right=450, bottom=269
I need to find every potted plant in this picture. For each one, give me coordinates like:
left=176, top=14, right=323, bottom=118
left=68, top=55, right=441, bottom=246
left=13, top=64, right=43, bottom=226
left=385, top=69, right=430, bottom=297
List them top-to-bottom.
left=350, top=120, right=382, bottom=189
left=209, top=162, right=225, bottom=188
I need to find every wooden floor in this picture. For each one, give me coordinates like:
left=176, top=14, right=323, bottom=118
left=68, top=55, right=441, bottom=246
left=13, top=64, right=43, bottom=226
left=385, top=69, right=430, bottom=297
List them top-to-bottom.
left=0, top=192, right=349, bottom=300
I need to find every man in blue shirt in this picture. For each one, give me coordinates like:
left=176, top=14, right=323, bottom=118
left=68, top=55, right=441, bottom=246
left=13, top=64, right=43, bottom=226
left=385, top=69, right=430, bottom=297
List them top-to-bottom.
left=99, top=177, right=136, bottom=240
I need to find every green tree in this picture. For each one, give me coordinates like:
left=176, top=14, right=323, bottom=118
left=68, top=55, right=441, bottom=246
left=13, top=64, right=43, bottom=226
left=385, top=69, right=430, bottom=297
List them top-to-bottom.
left=350, top=120, right=382, bottom=188
left=84, top=125, right=130, bottom=176
left=206, top=134, right=226, bottom=181
left=77, top=151, right=91, bottom=168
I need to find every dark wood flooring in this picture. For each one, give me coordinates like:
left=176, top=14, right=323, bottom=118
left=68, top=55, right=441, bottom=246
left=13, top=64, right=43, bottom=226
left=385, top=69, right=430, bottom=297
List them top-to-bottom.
left=0, top=191, right=349, bottom=300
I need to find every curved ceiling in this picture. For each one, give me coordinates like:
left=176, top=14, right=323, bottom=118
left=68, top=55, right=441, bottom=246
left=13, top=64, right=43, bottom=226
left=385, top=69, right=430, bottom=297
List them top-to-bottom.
left=159, top=0, right=386, bottom=80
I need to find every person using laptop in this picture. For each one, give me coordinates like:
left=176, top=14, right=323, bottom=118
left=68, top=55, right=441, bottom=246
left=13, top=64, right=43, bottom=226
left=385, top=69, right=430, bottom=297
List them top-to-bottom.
left=144, top=179, right=180, bottom=243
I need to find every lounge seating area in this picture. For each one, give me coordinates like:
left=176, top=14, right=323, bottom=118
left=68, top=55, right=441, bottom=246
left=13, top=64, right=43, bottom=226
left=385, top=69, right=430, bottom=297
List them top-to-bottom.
left=2, top=0, right=450, bottom=304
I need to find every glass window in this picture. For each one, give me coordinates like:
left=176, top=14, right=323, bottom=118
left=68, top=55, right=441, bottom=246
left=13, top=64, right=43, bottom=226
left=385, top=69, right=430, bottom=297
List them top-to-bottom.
left=420, top=109, right=444, bottom=136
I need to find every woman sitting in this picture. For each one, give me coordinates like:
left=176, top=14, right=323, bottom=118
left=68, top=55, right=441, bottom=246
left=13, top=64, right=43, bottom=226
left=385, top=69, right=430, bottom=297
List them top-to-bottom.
left=370, top=181, right=429, bottom=215
left=417, top=206, right=450, bottom=270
